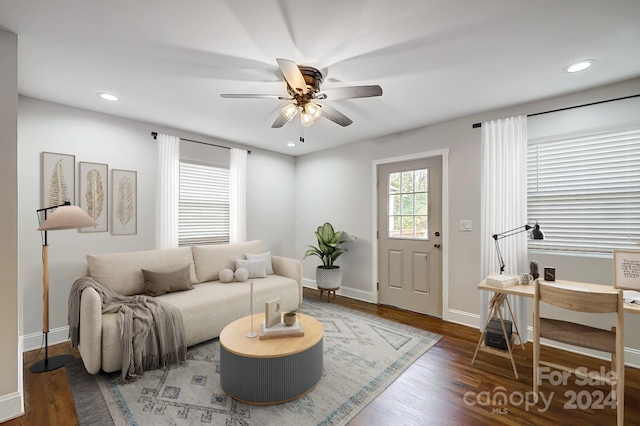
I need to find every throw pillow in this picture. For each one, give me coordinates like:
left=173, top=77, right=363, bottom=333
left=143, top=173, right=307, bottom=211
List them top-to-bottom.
left=245, top=251, right=274, bottom=275
left=235, top=259, right=267, bottom=278
left=141, top=264, right=194, bottom=297
left=219, top=268, right=234, bottom=283
left=235, top=268, right=249, bottom=282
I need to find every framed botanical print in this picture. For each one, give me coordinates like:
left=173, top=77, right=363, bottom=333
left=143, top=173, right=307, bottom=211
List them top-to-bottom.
left=42, top=152, right=75, bottom=208
left=79, top=161, right=108, bottom=232
left=111, top=169, right=137, bottom=235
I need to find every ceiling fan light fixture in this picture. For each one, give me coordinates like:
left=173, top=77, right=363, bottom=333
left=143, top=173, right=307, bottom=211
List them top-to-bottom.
left=306, top=102, right=322, bottom=121
left=281, top=103, right=299, bottom=121
left=300, top=110, right=314, bottom=127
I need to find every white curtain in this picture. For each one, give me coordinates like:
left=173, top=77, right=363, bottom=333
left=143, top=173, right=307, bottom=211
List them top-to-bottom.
left=480, top=116, right=528, bottom=343
left=156, top=133, right=180, bottom=249
left=229, top=148, right=247, bottom=243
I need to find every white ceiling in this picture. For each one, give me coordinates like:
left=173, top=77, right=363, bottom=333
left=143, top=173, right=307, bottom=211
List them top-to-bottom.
left=1, top=0, right=639, bottom=156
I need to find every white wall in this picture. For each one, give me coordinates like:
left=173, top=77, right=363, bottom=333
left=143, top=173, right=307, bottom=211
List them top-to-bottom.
left=0, top=28, right=21, bottom=422
left=296, top=77, right=640, bottom=361
left=18, top=97, right=296, bottom=349
left=246, top=150, right=297, bottom=258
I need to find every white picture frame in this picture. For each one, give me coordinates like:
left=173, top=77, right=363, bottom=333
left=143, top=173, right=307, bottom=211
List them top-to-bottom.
left=42, top=152, right=75, bottom=208
left=79, top=161, right=108, bottom=232
left=111, top=169, right=137, bottom=236
left=613, top=250, right=640, bottom=290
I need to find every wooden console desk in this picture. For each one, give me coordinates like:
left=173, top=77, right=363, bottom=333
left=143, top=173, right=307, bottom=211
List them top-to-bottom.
left=472, top=276, right=640, bottom=378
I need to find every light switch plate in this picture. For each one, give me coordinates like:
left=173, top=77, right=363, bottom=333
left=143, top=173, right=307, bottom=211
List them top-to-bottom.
left=459, top=220, right=472, bottom=232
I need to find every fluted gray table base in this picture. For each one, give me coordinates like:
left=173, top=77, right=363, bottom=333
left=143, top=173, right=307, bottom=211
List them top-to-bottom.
left=220, top=338, right=323, bottom=405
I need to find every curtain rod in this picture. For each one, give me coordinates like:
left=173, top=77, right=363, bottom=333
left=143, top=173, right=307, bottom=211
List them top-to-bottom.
left=471, top=93, right=640, bottom=128
left=150, top=132, right=251, bottom=154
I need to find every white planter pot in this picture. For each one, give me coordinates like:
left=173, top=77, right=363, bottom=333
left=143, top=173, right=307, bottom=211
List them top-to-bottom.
left=316, top=266, right=341, bottom=289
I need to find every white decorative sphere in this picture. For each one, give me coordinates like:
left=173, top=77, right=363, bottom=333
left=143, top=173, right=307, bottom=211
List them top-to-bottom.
left=235, top=268, right=249, bottom=282
left=219, top=269, right=234, bottom=283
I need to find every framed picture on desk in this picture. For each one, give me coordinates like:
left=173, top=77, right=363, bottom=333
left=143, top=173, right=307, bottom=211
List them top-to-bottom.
left=613, top=250, right=640, bottom=290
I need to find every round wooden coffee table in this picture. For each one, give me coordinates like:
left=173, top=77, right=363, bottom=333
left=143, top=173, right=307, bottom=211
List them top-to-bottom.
left=219, top=313, right=323, bottom=405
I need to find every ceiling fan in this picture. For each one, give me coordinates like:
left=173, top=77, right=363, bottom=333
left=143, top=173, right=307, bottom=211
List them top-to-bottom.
left=220, top=58, right=383, bottom=128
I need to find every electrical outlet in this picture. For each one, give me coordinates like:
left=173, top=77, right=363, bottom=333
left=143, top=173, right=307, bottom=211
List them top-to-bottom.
left=459, top=220, right=472, bottom=232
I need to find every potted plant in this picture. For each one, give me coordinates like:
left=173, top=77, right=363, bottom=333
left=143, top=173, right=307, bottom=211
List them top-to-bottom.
left=304, top=222, right=355, bottom=289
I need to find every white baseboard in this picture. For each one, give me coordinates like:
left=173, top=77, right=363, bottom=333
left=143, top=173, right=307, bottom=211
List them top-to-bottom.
left=302, top=279, right=376, bottom=304
left=444, top=308, right=480, bottom=328
left=21, top=325, right=70, bottom=352
left=0, top=337, right=24, bottom=423
left=0, top=392, right=24, bottom=423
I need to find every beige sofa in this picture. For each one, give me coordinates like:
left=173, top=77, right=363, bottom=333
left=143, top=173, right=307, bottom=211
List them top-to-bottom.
left=77, top=240, right=302, bottom=374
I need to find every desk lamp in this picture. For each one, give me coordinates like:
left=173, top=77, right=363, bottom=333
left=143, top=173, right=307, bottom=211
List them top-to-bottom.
left=492, top=221, right=543, bottom=275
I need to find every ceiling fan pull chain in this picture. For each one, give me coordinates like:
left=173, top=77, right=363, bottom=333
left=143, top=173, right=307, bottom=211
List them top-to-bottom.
left=300, top=127, right=305, bottom=143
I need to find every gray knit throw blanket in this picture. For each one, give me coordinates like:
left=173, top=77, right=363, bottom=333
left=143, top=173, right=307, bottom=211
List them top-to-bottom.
left=68, top=277, right=187, bottom=383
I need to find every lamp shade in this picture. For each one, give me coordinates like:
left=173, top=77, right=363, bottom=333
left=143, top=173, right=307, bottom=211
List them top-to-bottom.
left=306, top=102, right=322, bottom=120
left=281, top=103, right=299, bottom=121
left=300, top=110, right=314, bottom=127
left=38, top=205, right=98, bottom=231
left=530, top=223, right=544, bottom=240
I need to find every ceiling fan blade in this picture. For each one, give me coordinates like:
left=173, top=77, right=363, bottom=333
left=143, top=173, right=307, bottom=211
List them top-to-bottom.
left=276, top=58, right=308, bottom=94
left=316, top=85, right=383, bottom=100
left=220, top=94, right=290, bottom=100
left=320, top=104, right=353, bottom=127
left=271, top=113, right=288, bottom=128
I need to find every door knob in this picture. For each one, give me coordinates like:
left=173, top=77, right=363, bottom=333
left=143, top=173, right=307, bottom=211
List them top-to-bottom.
left=434, top=244, right=441, bottom=248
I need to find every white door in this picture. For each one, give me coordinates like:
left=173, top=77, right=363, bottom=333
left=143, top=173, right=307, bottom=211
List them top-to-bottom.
left=377, top=157, right=442, bottom=317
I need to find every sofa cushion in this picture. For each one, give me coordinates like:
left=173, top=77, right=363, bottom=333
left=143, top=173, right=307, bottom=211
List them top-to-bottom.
left=192, top=240, right=265, bottom=283
left=87, top=247, right=196, bottom=296
left=245, top=251, right=274, bottom=274
left=235, top=258, right=267, bottom=278
left=142, top=264, right=194, bottom=296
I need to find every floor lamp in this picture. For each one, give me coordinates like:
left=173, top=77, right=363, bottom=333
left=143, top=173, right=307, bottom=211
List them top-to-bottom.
left=30, top=202, right=98, bottom=373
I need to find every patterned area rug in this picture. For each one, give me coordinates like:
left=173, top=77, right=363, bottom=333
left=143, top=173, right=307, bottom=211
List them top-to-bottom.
left=68, top=299, right=441, bottom=426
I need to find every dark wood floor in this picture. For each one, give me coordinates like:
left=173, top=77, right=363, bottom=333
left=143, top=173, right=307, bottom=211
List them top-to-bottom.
left=6, top=288, right=640, bottom=425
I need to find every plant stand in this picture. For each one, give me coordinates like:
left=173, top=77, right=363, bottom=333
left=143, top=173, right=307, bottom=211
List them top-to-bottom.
left=319, top=287, right=339, bottom=303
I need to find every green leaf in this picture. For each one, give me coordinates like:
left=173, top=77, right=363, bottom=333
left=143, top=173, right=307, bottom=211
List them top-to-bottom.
left=320, top=222, right=335, bottom=243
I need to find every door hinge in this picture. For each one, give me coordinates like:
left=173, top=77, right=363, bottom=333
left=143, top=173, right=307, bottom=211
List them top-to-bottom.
left=377, top=230, right=379, bottom=239
left=377, top=282, right=379, bottom=290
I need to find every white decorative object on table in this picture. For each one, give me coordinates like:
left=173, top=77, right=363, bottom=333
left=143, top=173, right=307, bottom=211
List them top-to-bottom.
left=247, top=280, right=257, bottom=338
left=265, top=298, right=282, bottom=329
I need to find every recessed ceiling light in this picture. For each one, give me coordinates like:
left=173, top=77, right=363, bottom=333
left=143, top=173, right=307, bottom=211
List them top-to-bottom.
left=563, top=60, right=595, bottom=73
left=98, top=92, right=119, bottom=101
left=286, top=142, right=296, bottom=147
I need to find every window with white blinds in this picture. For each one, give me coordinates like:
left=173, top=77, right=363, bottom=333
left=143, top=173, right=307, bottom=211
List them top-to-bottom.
left=527, top=122, right=640, bottom=253
left=178, top=162, right=229, bottom=246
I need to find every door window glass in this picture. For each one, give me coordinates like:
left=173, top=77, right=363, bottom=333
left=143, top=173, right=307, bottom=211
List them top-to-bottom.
left=388, top=168, right=428, bottom=239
